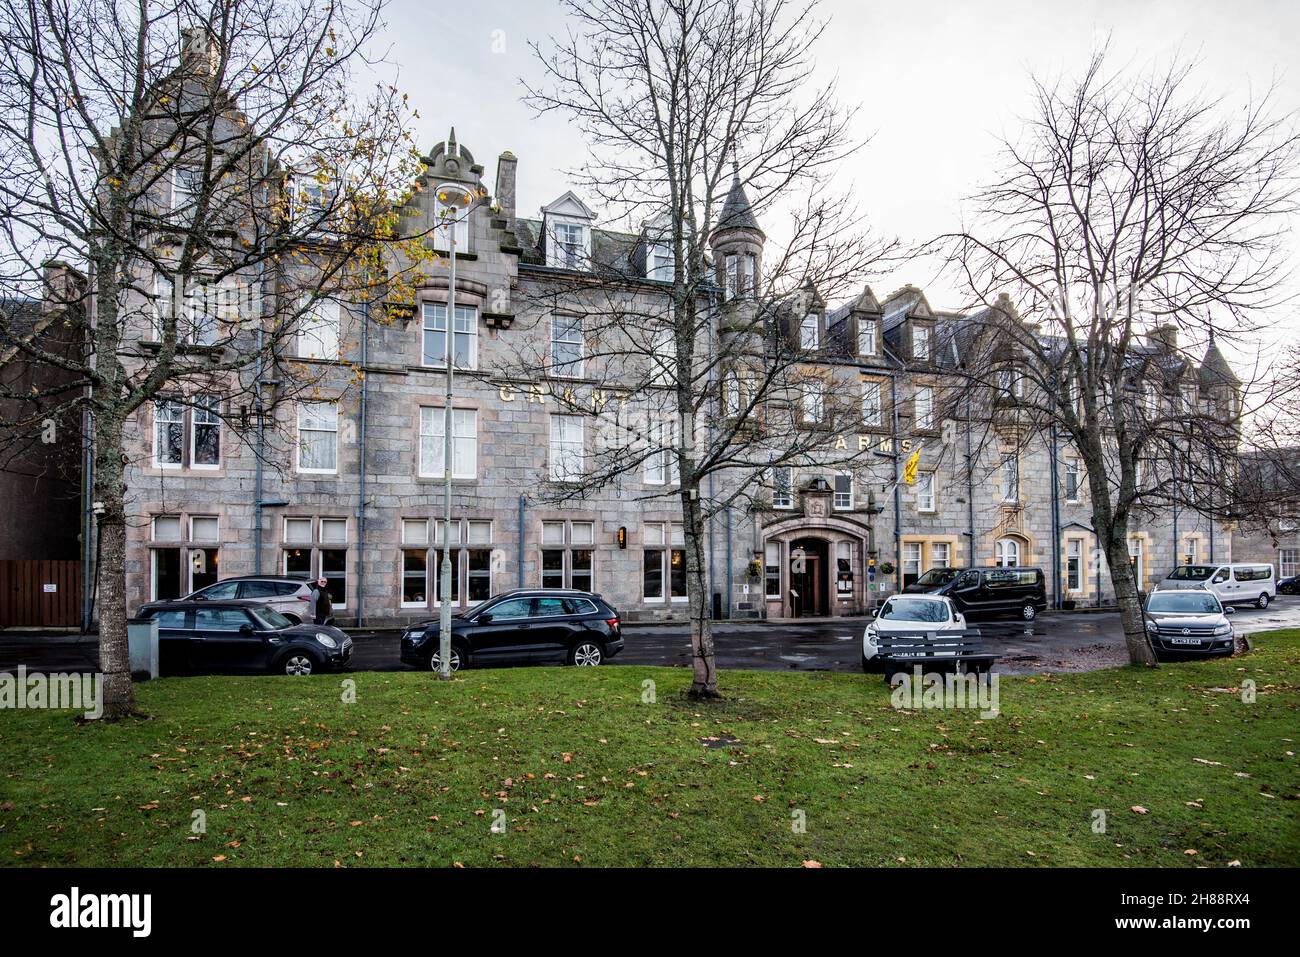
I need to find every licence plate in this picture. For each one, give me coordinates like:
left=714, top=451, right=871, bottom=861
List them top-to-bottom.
left=1169, top=637, right=1203, bottom=645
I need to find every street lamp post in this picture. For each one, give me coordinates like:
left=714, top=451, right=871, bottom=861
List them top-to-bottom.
left=433, top=180, right=491, bottom=679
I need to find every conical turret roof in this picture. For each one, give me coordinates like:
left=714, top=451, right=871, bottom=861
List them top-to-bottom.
left=716, top=175, right=763, bottom=236
left=1199, top=337, right=1240, bottom=387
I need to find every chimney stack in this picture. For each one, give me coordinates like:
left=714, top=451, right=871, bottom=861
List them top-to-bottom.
left=181, top=26, right=220, bottom=77
left=494, top=151, right=517, bottom=225
left=1148, top=323, right=1178, bottom=352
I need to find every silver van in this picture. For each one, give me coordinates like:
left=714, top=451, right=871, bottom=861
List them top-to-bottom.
left=1155, top=563, right=1276, bottom=609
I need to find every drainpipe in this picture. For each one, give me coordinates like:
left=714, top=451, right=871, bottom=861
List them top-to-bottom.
left=252, top=148, right=270, bottom=575
left=81, top=259, right=96, bottom=631
left=355, top=302, right=369, bottom=626
left=889, top=371, right=902, bottom=593
left=966, top=392, right=975, bottom=565
left=1049, top=423, right=1062, bottom=608
left=516, top=494, right=525, bottom=588
left=724, top=506, right=733, bottom=615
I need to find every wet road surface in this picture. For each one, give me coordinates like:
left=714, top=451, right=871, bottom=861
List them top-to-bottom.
left=4, top=600, right=1299, bottom=676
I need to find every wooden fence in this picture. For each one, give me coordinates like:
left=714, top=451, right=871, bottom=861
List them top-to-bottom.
left=0, top=560, right=82, bottom=628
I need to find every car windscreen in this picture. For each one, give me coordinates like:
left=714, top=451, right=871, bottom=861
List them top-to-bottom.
left=1165, top=565, right=1214, bottom=581
left=914, top=569, right=959, bottom=587
left=1147, top=592, right=1221, bottom=615
left=879, top=598, right=950, bottom=623
left=252, top=606, right=296, bottom=630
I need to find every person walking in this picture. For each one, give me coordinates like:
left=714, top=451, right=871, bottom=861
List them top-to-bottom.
left=314, top=577, right=333, bottom=626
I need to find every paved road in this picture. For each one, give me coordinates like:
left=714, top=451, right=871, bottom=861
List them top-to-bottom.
left=4, top=598, right=1300, bottom=676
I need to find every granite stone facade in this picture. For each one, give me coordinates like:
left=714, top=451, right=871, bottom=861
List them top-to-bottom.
left=110, top=129, right=1239, bottom=626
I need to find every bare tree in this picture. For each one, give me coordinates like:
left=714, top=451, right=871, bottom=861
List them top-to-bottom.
left=0, top=0, right=424, bottom=717
left=524, top=0, right=896, bottom=697
left=940, top=48, right=1300, bottom=665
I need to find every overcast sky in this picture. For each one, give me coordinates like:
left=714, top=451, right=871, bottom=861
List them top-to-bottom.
left=377, top=0, right=1300, bottom=379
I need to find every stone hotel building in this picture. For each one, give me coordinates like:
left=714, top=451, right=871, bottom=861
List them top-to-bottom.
left=103, top=125, right=1240, bottom=626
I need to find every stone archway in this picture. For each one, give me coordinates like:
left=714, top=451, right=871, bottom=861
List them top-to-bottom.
left=760, top=514, right=873, bottom=619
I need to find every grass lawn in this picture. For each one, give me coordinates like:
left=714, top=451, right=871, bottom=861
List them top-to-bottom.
left=2, top=630, right=1298, bottom=868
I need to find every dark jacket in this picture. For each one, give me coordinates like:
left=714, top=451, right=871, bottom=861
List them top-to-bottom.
left=314, top=585, right=334, bottom=625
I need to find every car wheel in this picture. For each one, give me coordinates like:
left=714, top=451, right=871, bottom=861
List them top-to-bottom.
left=1257, top=593, right=1270, bottom=609
left=1020, top=602, right=1037, bottom=621
left=569, top=640, right=604, bottom=666
left=429, top=643, right=464, bottom=673
left=282, top=653, right=317, bottom=676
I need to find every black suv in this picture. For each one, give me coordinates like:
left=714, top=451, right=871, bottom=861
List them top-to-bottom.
left=904, top=566, right=1048, bottom=620
left=399, top=589, right=624, bottom=671
left=137, top=600, right=352, bottom=675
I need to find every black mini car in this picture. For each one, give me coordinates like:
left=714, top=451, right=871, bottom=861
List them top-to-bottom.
left=1277, top=574, right=1300, bottom=596
left=400, top=588, right=624, bottom=671
left=137, top=600, right=352, bottom=676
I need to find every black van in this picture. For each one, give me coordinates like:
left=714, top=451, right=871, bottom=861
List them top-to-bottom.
left=904, top=566, right=1048, bottom=620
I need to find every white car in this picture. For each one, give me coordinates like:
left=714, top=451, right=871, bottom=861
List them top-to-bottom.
left=1154, top=563, right=1276, bottom=609
left=863, top=594, right=969, bottom=668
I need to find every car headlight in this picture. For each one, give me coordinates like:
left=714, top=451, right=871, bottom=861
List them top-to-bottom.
left=1144, top=620, right=1158, bottom=633
left=1213, top=623, right=1232, bottom=636
left=404, top=629, right=426, bottom=640
left=315, top=633, right=338, bottom=648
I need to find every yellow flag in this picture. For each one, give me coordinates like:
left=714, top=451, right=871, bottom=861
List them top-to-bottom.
left=903, top=447, right=921, bottom=485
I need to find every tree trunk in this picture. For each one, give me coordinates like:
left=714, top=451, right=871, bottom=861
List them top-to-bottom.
left=93, top=412, right=135, bottom=718
left=681, top=487, right=719, bottom=698
left=1103, top=530, right=1158, bottom=667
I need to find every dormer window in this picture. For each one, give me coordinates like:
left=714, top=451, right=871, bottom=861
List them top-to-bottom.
left=550, top=221, right=587, bottom=269
left=647, top=243, right=674, bottom=281
left=800, top=313, right=820, bottom=350
left=858, top=318, right=877, bottom=357
left=913, top=323, right=930, bottom=361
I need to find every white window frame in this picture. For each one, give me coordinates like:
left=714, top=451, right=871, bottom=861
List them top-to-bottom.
left=170, top=166, right=201, bottom=221
left=432, top=210, right=470, bottom=253
left=550, top=220, right=588, bottom=270
left=647, top=243, right=673, bottom=281
left=299, top=299, right=341, bottom=360
left=421, top=302, right=479, bottom=371
left=551, top=313, right=585, bottom=378
left=800, top=314, right=820, bottom=350
left=858, top=319, right=877, bottom=357
left=913, top=324, right=929, bottom=361
left=861, top=380, right=883, bottom=426
left=802, top=381, right=825, bottom=424
left=914, top=385, right=934, bottom=430
left=190, top=394, right=221, bottom=470
left=153, top=398, right=184, bottom=469
left=296, top=401, right=339, bottom=474
left=419, top=406, right=478, bottom=480
left=550, top=414, right=585, bottom=481
left=644, top=414, right=679, bottom=486
left=1001, top=453, right=1020, bottom=503
left=1065, top=456, right=1081, bottom=502
left=772, top=466, right=794, bottom=510
left=917, top=470, right=936, bottom=512
left=834, top=473, right=853, bottom=510
left=1128, top=536, right=1145, bottom=587
left=995, top=537, right=1021, bottom=567
left=1066, top=538, right=1084, bottom=592
left=903, top=542, right=922, bottom=580
left=931, top=542, right=951, bottom=569
left=1278, top=548, right=1300, bottom=578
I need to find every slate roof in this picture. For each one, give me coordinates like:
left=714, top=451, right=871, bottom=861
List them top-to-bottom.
left=717, top=176, right=762, bottom=234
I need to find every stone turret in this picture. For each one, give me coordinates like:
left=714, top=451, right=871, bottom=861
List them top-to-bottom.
left=710, top=171, right=765, bottom=301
